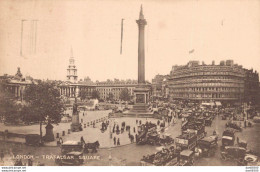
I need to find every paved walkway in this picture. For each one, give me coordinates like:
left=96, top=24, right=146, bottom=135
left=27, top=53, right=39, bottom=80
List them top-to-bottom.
left=0, top=110, right=111, bottom=145
left=1, top=115, right=259, bottom=166
left=48, top=117, right=160, bottom=148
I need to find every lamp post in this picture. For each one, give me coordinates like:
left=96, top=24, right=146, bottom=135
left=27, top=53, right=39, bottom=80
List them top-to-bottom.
left=108, top=116, right=113, bottom=166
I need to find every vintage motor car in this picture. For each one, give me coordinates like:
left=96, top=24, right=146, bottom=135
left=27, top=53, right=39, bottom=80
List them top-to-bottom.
left=221, top=115, right=227, bottom=120
left=197, top=117, right=205, bottom=125
left=205, top=117, right=213, bottom=126
left=226, top=121, right=242, bottom=131
left=221, top=129, right=235, bottom=148
left=175, top=131, right=197, bottom=150
left=25, top=134, right=42, bottom=146
left=159, top=134, right=174, bottom=145
left=197, top=136, right=218, bottom=157
left=238, top=140, right=247, bottom=149
left=61, top=141, right=83, bottom=154
left=221, top=146, right=246, bottom=164
left=178, top=150, right=195, bottom=166
left=55, top=151, right=84, bottom=166
left=244, top=154, right=260, bottom=166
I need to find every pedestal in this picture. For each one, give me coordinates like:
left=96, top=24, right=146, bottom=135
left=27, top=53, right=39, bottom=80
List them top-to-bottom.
left=125, top=84, right=153, bottom=117
left=132, top=85, right=150, bottom=112
left=71, top=111, right=82, bottom=132
left=44, top=123, right=54, bottom=142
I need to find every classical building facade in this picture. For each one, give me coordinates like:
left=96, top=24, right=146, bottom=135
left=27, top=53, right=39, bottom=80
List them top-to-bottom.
left=168, top=60, right=259, bottom=104
left=0, top=67, right=34, bottom=101
left=151, top=74, right=169, bottom=100
left=58, top=80, right=137, bottom=101
left=95, top=81, right=137, bottom=101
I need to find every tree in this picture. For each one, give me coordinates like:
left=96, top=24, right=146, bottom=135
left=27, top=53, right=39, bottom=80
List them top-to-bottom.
left=0, top=81, right=21, bottom=124
left=23, top=81, right=65, bottom=142
left=120, top=88, right=130, bottom=101
left=79, top=89, right=88, bottom=101
left=91, top=90, right=100, bottom=100
left=107, top=93, right=114, bottom=101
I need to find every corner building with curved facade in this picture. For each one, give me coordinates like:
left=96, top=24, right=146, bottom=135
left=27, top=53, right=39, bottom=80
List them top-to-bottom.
left=168, top=60, right=259, bottom=105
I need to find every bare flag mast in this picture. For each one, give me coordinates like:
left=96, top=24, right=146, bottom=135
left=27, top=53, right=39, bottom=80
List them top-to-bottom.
left=120, top=18, right=124, bottom=55
left=20, top=19, right=38, bottom=57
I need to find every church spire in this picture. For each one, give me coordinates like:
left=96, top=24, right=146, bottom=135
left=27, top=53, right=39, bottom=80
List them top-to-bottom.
left=139, top=5, right=144, bottom=20
left=70, top=46, right=73, bottom=58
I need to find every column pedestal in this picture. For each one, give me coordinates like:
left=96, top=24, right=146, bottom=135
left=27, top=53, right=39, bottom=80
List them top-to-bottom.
left=125, top=84, right=153, bottom=117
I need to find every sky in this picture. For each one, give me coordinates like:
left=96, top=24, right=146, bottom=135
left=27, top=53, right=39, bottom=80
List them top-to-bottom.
left=0, top=0, right=260, bottom=82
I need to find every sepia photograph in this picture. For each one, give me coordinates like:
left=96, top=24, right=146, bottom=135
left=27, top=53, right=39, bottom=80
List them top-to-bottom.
left=0, top=0, right=260, bottom=168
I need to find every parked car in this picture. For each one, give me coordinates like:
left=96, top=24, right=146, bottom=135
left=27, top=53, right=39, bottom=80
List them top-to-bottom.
left=221, top=129, right=235, bottom=148
left=25, top=134, right=41, bottom=146
left=197, top=136, right=218, bottom=157
left=61, top=141, right=83, bottom=154
left=221, top=146, right=246, bottom=165
left=178, top=150, right=195, bottom=166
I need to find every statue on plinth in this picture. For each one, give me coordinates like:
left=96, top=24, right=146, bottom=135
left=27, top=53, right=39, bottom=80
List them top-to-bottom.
left=71, top=97, right=82, bottom=132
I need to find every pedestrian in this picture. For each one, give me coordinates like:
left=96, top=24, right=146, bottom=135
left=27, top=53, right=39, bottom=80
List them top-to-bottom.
left=83, top=113, right=85, bottom=116
left=244, top=120, right=247, bottom=128
left=116, top=125, right=119, bottom=132
left=112, top=126, right=115, bottom=133
left=133, top=127, right=136, bottom=133
left=213, top=130, right=216, bottom=135
left=130, top=135, right=134, bottom=143
left=80, top=136, right=85, bottom=145
left=59, top=137, right=63, bottom=145
left=113, top=137, right=116, bottom=145
left=237, top=137, right=240, bottom=144
left=117, top=138, right=120, bottom=146
left=0, top=149, right=4, bottom=162
left=27, top=153, right=33, bottom=166
left=15, top=159, right=23, bottom=166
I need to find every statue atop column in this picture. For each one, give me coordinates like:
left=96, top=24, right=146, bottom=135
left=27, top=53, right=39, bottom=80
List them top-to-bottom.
left=128, top=5, right=152, bottom=116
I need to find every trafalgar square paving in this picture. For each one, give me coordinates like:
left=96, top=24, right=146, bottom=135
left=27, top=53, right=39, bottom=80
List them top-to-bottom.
left=1, top=113, right=259, bottom=166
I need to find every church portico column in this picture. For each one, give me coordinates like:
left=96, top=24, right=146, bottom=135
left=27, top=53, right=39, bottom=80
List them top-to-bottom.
left=15, top=86, right=17, bottom=97
left=17, top=86, right=21, bottom=98
left=76, top=86, right=79, bottom=97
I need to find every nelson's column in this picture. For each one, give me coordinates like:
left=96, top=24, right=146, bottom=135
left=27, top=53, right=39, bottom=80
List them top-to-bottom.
left=128, top=5, right=152, bottom=116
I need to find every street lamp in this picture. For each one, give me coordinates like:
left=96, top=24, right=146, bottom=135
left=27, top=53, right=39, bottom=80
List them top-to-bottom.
left=108, top=116, right=113, bottom=166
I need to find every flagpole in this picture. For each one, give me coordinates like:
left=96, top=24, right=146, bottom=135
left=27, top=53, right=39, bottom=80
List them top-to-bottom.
left=120, top=19, right=124, bottom=55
